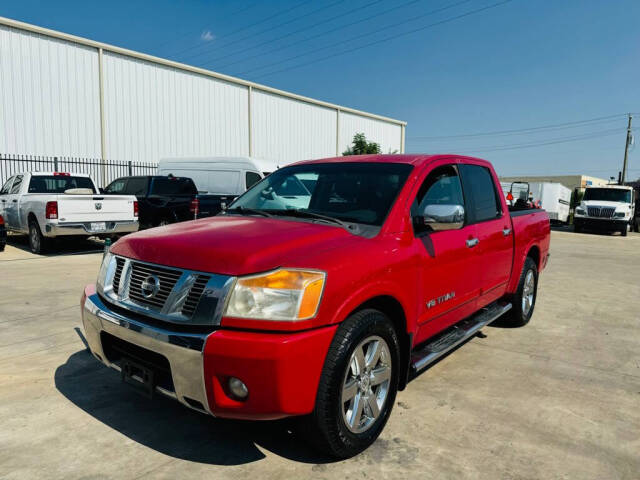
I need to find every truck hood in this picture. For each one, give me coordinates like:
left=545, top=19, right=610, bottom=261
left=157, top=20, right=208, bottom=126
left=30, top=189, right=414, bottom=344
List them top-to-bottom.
left=582, top=200, right=628, bottom=208
left=110, top=216, right=361, bottom=276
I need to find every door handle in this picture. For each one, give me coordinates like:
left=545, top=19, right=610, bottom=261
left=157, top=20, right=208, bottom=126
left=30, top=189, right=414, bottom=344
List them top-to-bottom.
left=12, top=199, right=17, bottom=203
left=503, top=228, right=511, bottom=236
left=466, top=238, right=479, bottom=248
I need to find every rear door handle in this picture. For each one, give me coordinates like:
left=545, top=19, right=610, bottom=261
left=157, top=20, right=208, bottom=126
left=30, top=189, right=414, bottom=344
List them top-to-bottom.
left=12, top=199, right=17, bottom=203
left=503, top=228, right=511, bottom=236
left=466, top=238, right=479, bottom=248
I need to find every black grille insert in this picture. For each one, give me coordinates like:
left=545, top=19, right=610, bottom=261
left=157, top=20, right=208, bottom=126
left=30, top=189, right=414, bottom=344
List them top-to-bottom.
left=113, top=257, right=125, bottom=294
left=182, top=275, right=210, bottom=317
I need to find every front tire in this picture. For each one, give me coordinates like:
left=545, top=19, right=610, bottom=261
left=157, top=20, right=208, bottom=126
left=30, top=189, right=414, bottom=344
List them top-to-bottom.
left=28, top=219, right=48, bottom=254
left=620, top=225, right=628, bottom=237
left=505, top=257, right=538, bottom=327
left=306, top=309, right=400, bottom=458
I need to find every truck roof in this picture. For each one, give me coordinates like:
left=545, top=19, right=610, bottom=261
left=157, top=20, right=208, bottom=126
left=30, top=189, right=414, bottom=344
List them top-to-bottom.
left=292, top=154, right=491, bottom=169
left=159, top=156, right=280, bottom=173
left=28, top=172, right=92, bottom=177
left=585, top=184, right=633, bottom=190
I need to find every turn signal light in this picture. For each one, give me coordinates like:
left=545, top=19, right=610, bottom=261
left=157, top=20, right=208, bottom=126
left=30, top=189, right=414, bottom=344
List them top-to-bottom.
left=45, top=201, right=58, bottom=219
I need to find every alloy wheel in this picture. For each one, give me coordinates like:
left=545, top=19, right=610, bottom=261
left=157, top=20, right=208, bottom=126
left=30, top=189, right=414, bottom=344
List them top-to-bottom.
left=30, top=225, right=39, bottom=252
left=522, top=269, right=535, bottom=316
left=341, top=335, right=392, bottom=434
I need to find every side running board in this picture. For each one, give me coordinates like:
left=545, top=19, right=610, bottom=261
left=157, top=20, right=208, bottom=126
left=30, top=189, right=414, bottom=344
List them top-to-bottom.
left=410, top=302, right=512, bottom=374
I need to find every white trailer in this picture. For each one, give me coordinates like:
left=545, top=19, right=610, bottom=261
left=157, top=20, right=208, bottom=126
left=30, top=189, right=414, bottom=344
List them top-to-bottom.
left=501, top=181, right=571, bottom=223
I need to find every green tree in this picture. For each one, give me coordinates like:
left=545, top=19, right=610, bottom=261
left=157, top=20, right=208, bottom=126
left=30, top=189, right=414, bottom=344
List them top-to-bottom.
left=342, top=133, right=381, bottom=156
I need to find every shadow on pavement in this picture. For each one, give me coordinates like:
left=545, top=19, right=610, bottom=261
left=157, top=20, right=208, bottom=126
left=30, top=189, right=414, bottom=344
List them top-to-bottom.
left=7, top=233, right=105, bottom=256
left=55, top=349, right=335, bottom=466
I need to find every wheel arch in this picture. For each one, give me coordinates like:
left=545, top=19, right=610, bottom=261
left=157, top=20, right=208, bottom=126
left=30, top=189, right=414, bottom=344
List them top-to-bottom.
left=27, top=211, right=41, bottom=231
left=526, top=244, right=541, bottom=270
left=350, top=295, right=411, bottom=391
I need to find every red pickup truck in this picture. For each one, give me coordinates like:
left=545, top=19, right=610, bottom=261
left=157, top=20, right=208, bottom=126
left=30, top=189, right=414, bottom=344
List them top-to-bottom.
left=81, top=154, right=550, bottom=458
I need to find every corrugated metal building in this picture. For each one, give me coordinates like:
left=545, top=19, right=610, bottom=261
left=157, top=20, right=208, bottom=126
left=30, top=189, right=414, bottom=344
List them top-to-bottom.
left=0, top=17, right=406, bottom=166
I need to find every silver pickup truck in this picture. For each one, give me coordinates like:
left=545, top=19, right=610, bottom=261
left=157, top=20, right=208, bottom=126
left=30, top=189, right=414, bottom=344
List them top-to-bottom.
left=0, top=172, right=139, bottom=253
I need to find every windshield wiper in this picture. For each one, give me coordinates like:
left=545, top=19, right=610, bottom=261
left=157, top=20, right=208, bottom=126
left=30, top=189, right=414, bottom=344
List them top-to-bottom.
left=224, top=206, right=272, bottom=217
left=267, top=209, right=352, bottom=229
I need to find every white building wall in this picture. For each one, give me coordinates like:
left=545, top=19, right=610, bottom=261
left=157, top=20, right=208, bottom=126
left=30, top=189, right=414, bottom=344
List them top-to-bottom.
left=0, top=17, right=405, bottom=167
left=0, top=25, right=101, bottom=157
left=103, top=52, right=249, bottom=163
left=251, top=90, right=337, bottom=165
left=339, top=112, right=402, bottom=155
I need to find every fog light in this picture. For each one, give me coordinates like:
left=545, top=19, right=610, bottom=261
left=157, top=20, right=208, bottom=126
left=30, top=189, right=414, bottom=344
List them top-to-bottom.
left=228, top=377, right=248, bottom=400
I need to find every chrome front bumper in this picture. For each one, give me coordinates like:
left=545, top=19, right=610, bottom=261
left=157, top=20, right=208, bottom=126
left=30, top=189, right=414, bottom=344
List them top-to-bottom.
left=46, top=220, right=139, bottom=237
left=82, top=291, right=212, bottom=414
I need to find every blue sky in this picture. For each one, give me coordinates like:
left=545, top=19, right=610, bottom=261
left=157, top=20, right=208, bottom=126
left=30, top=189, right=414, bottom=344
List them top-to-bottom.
left=1, top=0, right=638, bottom=179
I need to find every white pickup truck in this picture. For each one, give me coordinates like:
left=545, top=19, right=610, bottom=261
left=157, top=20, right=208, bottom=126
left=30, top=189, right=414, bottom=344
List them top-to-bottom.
left=0, top=172, right=139, bottom=253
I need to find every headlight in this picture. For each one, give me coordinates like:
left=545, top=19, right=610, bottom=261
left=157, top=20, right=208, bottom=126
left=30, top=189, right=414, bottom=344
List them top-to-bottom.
left=575, top=207, right=586, bottom=216
left=613, top=211, right=628, bottom=218
left=96, top=251, right=113, bottom=293
left=225, top=269, right=325, bottom=321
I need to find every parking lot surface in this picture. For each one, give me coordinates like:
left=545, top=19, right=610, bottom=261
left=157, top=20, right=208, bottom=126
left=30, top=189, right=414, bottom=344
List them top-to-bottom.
left=1, top=230, right=639, bottom=479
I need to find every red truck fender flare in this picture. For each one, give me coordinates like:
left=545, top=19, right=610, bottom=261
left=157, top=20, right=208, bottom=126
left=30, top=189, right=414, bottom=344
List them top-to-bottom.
left=508, top=243, right=541, bottom=293
left=328, top=282, right=416, bottom=391
left=330, top=282, right=414, bottom=333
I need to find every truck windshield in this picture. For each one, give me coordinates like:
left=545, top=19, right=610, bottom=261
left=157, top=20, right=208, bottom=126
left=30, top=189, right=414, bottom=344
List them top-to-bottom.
left=228, top=162, right=413, bottom=226
left=28, top=176, right=96, bottom=193
left=151, top=177, right=197, bottom=195
left=583, top=188, right=631, bottom=203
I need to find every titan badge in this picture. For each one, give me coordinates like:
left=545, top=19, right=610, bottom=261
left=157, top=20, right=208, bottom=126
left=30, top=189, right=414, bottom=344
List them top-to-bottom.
left=426, top=291, right=455, bottom=309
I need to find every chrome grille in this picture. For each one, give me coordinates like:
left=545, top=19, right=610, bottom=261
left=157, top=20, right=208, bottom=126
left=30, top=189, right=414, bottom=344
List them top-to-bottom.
left=587, top=206, right=615, bottom=218
left=100, top=255, right=234, bottom=326
left=113, top=257, right=125, bottom=294
left=128, top=262, right=182, bottom=309
left=181, top=275, right=210, bottom=317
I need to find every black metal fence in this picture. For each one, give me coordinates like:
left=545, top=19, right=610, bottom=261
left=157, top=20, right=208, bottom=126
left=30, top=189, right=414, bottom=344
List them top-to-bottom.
left=0, top=154, right=158, bottom=188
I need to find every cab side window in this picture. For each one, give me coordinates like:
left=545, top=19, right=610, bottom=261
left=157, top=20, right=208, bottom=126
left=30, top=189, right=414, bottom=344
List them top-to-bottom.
left=411, top=165, right=464, bottom=219
left=459, top=165, right=501, bottom=223
left=245, top=171, right=262, bottom=189
left=9, top=175, right=23, bottom=194
left=1, top=176, right=14, bottom=195
left=124, top=178, right=148, bottom=196
left=105, top=179, right=127, bottom=194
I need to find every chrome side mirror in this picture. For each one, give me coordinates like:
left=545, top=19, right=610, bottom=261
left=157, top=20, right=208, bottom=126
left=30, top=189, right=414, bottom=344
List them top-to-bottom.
left=417, top=204, right=465, bottom=232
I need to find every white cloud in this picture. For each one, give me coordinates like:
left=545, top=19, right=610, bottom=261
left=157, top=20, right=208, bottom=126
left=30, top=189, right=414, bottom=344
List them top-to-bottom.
left=201, top=30, right=215, bottom=42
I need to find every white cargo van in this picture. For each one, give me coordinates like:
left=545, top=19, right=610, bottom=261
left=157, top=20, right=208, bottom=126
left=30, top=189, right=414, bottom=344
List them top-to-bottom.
left=157, top=157, right=279, bottom=197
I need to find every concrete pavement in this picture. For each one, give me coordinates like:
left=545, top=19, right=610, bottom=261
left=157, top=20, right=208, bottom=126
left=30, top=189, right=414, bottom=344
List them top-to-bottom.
left=0, top=230, right=639, bottom=479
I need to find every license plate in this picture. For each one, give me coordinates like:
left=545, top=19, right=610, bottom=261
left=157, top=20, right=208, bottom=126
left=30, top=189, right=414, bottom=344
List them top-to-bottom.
left=90, top=222, right=106, bottom=232
left=121, top=358, right=155, bottom=398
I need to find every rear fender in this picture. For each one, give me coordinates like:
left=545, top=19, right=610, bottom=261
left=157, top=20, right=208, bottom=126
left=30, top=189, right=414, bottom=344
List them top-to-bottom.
left=507, top=241, right=541, bottom=293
